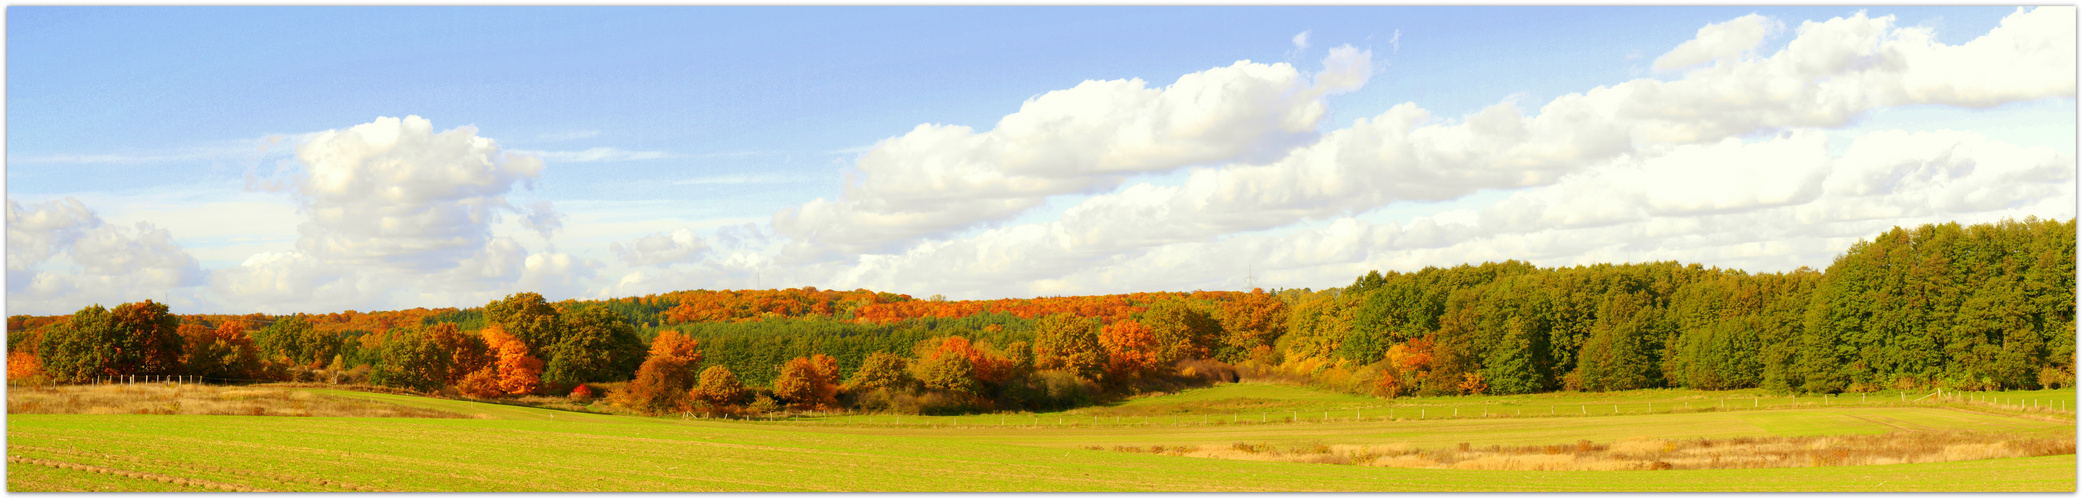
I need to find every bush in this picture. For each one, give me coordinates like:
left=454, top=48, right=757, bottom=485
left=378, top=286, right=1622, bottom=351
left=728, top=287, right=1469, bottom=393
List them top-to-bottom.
left=615, top=356, right=693, bottom=415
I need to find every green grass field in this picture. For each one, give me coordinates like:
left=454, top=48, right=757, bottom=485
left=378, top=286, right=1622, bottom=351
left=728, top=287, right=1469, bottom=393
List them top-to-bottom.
left=8, top=383, right=2075, bottom=492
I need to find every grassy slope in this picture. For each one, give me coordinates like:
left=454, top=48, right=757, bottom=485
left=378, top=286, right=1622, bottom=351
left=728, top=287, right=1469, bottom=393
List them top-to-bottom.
left=8, top=384, right=2075, bottom=492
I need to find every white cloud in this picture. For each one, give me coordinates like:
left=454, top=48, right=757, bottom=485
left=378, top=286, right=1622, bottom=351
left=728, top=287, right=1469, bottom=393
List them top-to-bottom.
left=878, top=7, right=2078, bottom=262
left=1654, top=13, right=1781, bottom=71
left=1292, top=30, right=1311, bottom=50
left=772, top=46, right=1375, bottom=259
left=286, top=115, right=546, bottom=272
left=193, top=116, right=608, bottom=314
left=801, top=125, right=2072, bottom=300
left=6, top=197, right=208, bottom=313
left=7, top=198, right=101, bottom=279
left=608, top=228, right=713, bottom=267
left=207, top=251, right=379, bottom=313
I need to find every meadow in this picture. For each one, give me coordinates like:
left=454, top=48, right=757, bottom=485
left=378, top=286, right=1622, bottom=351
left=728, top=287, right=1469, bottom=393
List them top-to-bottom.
left=7, top=383, right=2074, bottom=492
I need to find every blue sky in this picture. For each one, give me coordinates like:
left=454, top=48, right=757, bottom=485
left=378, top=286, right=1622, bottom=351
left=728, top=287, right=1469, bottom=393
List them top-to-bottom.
left=7, top=6, right=2075, bottom=315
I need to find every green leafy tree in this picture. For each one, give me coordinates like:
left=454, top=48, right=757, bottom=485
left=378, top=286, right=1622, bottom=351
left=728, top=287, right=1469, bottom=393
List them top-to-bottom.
left=1572, top=291, right=1666, bottom=392
left=485, top=292, right=564, bottom=359
left=38, top=301, right=184, bottom=382
left=543, top=307, right=647, bottom=385
left=254, top=315, right=340, bottom=369
left=369, top=326, right=447, bottom=392
left=845, top=351, right=914, bottom=392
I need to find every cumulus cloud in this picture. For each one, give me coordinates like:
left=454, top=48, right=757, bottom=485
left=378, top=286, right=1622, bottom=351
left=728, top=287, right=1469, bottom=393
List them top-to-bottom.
left=876, top=7, right=2078, bottom=263
left=1653, top=14, right=1781, bottom=71
left=1292, top=30, right=1311, bottom=50
left=772, top=46, right=1375, bottom=258
left=287, top=115, right=546, bottom=272
left=201, top=116, right=605, bottom=313
left=808, top=125, right=2072, bottom=300
left=7, top=198, right=207, bottom=313
left=7, top=198, right=101, bottom=281
left=608, top=228, right=713, bottom=267
left=208, top=251, right=378, bottom=312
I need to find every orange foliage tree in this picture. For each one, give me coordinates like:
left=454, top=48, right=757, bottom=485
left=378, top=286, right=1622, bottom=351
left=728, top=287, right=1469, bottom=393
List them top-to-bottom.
left=1216, top=288, right=1289, bottom=362
left=179, top=320, right=261, bottom=380
left=1098, top=320, right=1160, bottom=381
left=428, top=322, right=491, bottom=386
left=479, top=324, right=543, bottom=396
left=648, top=330, right=702, bottom=361
left=616, top=331, right=705, bottom=415
left=8, top=351, right=44, bottom=384
left=772, top=354, right=839, bottom=410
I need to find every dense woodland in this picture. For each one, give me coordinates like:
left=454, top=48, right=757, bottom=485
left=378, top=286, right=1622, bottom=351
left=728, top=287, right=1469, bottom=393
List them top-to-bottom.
left=6, top=218, right=2074, bottom=416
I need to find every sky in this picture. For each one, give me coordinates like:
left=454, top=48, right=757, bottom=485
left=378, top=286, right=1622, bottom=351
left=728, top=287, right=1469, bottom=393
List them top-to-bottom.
left=5, top=6, right=2077, bottom=315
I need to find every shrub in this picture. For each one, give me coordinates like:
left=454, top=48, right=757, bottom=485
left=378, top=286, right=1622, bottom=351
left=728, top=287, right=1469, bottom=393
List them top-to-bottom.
left=845, top=351, right=914, bottom=393
left=773, top=354, right=839, bottom=411
left=616, top=356, right=693, bottom=415
left=691, top=365, right=747, bottom=416
left=458, top=368, right=504, bottom=398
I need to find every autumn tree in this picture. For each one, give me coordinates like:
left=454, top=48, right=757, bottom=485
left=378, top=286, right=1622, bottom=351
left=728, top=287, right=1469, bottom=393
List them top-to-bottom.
left=1215, top=288, right=1288, bottom=363
left=485, top=292, right=564, bottom=359
left=1140, top=298, right=1220, bottom=366
left=38, top=301, right=185, bottom=382
left=1031, top=314, right=1105, bottom=380
left=255, top=315, right=340, bottom=369
left=180, top=319, right=260, bottom=380
left=1098, top=319, right=1160, bottom=381
left=427, top=322, right=491, bottom=386
left=479, top=324, right=543, bottom=396
left=615, top=330, right=705, bottom=415
left=648, top=330, right=702, bottom=362
left=914, top=337, right=982, bottom=396
left=8, top=351, right=45, bottom=384
left=845, top=351, right=913, bottom=392
left=772, top=354, right=840, bottom=410
left=691, top=365, right=748, bottom=415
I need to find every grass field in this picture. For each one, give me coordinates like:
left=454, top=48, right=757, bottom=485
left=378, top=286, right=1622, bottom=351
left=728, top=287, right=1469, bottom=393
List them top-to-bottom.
left=8, top=383, right=2075, bottom=492
left=784, top=383, right=2077, bottom=427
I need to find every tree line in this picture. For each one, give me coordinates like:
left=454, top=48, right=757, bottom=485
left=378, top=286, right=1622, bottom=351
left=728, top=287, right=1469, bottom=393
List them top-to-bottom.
left=1271, top=217, right=2074, bottom=397
left=6, top=218, right=2071, bottom=415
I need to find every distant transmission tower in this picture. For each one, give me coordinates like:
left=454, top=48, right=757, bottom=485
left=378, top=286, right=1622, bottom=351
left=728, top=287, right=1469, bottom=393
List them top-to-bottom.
left=1245, top=265, right=1259, bottom=290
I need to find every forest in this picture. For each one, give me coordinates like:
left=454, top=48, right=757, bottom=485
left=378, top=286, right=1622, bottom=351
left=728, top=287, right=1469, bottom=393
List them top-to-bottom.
left=6, top=217, right=2074, bottom=416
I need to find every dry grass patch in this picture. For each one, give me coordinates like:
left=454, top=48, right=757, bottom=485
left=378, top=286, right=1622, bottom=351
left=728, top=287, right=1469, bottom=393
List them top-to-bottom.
left=7, top=384, right=474, bottom=419
left=1093, top=431, right=2074, bottom=472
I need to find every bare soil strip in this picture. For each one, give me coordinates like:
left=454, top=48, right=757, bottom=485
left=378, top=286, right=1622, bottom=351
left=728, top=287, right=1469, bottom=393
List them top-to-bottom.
left=7, top=455, right=265, bottom=492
